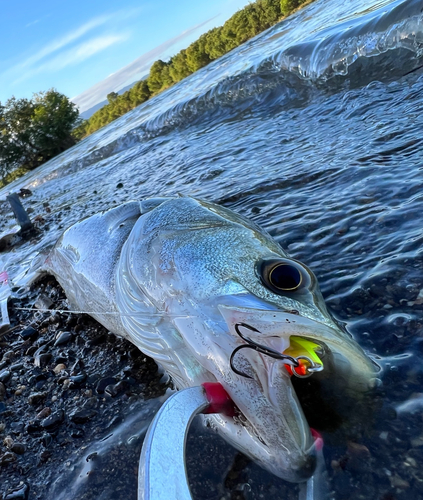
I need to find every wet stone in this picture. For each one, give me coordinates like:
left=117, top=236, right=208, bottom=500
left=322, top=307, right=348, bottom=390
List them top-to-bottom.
left=18, top=326, right=38, bottom=340
left=54, top=331, right=73, bottom=346
left=2, top=351, right=15, bottom=362
left=35, top=353, right=52, bottom=368
left=9, top=363, right=24, bottom=372
left=53, top=363, right=66, bottom=374
left=0, top=369, right=11, bottom=383
left=71, top=373, right=87, bottom=385
left=96, top=376, right=117, bottom=394
left=105, top=380, right=129, bottom=397
left=0, top=381, right=6, bottom=400
left=27, top=392, right=47, bottom=406
left=0, top=402, right=7, bottom=415
left=36, top=407, right=51, bottom=419
left=69, top=408, right=98, bottom=424
left=41, top=410, right=64, bottom=431
left=10, top=422, right=24, bottom=434
left=25, top=422, right=42, bottom=435
left=70, top=428, right=84, bottom=438
left=41, top=433, right=53, bottom=447
left=4, top=435, right=14, bottom=448
left=11, top=443, right=25, bottom=455
left=0, top=451, right=17, bottom=466
left=3, top=482, right=30, bottom=500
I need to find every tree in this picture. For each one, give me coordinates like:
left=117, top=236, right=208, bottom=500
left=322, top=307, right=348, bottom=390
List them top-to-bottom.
left=0, top=89, right=80, bottom=178
left=107, top=91, right=118, bottom=103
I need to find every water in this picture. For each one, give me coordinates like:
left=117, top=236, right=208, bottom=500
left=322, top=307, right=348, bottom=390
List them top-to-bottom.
left=1, top=0, right=423, bottom=497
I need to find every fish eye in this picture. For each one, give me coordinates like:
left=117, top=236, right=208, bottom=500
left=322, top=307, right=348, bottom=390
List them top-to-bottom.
left=258, top=259, right=309, bottom=293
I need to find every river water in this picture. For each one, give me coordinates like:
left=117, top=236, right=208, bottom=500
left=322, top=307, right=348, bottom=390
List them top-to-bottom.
left=1, top=0, right=423, bottom=498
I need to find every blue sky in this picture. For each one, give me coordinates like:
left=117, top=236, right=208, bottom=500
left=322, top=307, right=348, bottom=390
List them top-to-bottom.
left=0, top=0, right=250, bottom=111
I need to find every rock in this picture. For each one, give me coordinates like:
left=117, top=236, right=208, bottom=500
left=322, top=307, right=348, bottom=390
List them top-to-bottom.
left=34, top=294, right=53, bottom=310
left=18, top=326, right=38, bottom=340
left=54, top=331, right=73, bottom=346
left=2, top=350, right=15, bottom=362
left=35, top=353, right=52, bottom=368
left=9, top=362, right=24, bottom=372
left=53, top=363, right=67, bottom=374
left=0, top=369, right=11, bottom=383
left=70, top=373, right=86, bottom=384
left=95, top=376, right=117, bottom=394
left=105, top=380, right=129, bottom=397
left=0, top=382, right=6, bottom=401
left=27, top=392, right=47, bottom=406
left=36, top=407, right=51, bottom=419
left=69, top=408, right=98, bottom=424
left=41, top=410, right=64, bottom=430
left=10, top=422, right=24, bottom=434
left=25, top=422, right=42, bottom=435
left=41, top=433, right=53, bottom=447
left=3, top=435, right=14, bottom=448
left=347, top=441, right=371, bottom=459
left=11, top=443, right=25, bottom=455
left=0, top=451, right=17, bottom=466
left=390, top=474, right=410, bottom=489
left=3, top=482, right=30, bottom=500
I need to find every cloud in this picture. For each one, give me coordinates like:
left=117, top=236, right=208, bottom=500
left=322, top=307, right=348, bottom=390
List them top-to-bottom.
left=19, top=15, right=112, bottom=71
left=72, top=16, right=217, bottom=112
left=25, top=19, right=41, bottom=28
left=14, top=34, right=128, bottom=84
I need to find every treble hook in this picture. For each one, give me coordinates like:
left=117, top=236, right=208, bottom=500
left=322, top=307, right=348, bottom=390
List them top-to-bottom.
left=230, top=323, right=299, bottom=379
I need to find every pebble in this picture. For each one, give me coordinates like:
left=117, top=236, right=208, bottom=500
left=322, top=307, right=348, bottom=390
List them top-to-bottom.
left=18, top=326, right=38, bottom=340
left=54, top=331, right=73, bottom=346
left=2, top=350, right=15, bottom=362
left=53, top=363, right=67, bottom=374
left=0, top=369, right=11, bottom=383
left=96, top=377, right=117, bottom=394
left=105, top=380, right=129, bottom=398
left=0, top=381, right=6, bottom=400
left=14, top=385, right=26, bottom=396
left=27, top=392, right=47, bottom=406
left=36, top=407, right=51, bottom=419
left=69, top=408, right=98, bottom=424
left=41, top=410, right=65, bottom=431
left=10, top=422, right=24, bottom=434
left=25, top=422, right=42, bottom=435
left=0, top=423, right=5, bottom=432
left=4, top=435, right=14, bottom=448
left=11, top=443, right=25, bottom=455
left=0, top=451, right=17, bottom=466
left=390, top=474, right=410, bottom=489
left=3, top=482, right=30, bottom=500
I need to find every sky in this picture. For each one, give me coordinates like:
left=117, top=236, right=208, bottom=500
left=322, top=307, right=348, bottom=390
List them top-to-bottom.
left=0, top=0, right=250, bottom=112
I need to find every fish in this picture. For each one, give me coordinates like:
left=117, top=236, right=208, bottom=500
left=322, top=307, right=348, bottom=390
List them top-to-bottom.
left=42, top=195, right=376, bottom=483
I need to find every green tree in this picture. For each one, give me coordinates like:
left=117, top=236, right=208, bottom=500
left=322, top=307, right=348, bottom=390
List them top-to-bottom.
left=280, top=0, right=304, bottom=16
left=0, top=89, right=80, bottom=178
left=107, top=91, right=119, bottom=103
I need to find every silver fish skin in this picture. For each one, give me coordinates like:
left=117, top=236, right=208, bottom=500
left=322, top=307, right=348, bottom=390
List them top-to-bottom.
left=45, top=196, right=376, bottom=482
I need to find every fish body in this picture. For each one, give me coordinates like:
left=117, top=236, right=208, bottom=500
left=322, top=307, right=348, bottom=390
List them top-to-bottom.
left=45, top=196, right=376, bottom=482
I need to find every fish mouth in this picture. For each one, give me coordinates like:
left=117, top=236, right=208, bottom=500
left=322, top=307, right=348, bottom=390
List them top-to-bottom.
left=211, top=304, right=376, bottom=482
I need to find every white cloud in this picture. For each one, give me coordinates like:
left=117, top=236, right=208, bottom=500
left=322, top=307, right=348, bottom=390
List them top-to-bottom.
left=72, top=16, right=217, bottom=112
left=25, top=19, right=41, bottom=28
left=18, top=34, right=128, bottom=80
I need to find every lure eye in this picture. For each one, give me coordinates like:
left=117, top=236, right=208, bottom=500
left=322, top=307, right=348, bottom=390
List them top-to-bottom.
left=258, top=259, right=310, bottom=294
left=269, top=263, right=302, bottom=291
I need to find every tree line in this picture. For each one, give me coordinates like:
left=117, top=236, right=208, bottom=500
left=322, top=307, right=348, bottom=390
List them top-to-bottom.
left=0, top=0, right=310, bottom=182
left=74, top=0, right=309, bottom=138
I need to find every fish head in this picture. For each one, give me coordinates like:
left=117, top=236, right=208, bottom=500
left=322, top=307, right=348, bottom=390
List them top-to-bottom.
left=122, top=197, right=377, bottom=482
